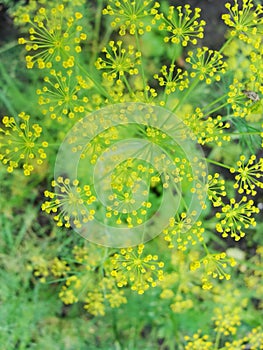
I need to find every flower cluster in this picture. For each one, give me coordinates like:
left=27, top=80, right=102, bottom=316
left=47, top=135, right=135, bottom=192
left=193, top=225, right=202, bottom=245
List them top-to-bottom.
left=102, top=0, right=160, bottom=36
left=222, top=0, right=263, bottom=43
left=156, top=4, right=206, bottom=47
left=18, top=5, right=87, bottom=69
left=95, top=40, right=141, bottom=84
left=186, top=47, right=227, bottom=84
left=153, top=65, right=189, bottom=95
left=37, top=69, right=91, bottom=122
left=0, top=113, right=48, bottom=175
left=231, top=155, right=263, bottom=195
left=207, top=173, right=227, bottom=207
left=41, top=177, right=96, bottom=228
left=215, top=196, right=259, bottom=241
left=162, top=215, right=204, bottom=250
left=110, top=244, right=164, bottom=294
left=190, top=252, right=237, bottom=290
left=213, top=305, right=241, bottom=336
left=184, top=333, right=213, bottom=350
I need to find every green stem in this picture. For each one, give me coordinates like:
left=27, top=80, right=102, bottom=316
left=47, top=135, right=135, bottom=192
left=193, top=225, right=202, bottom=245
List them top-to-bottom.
left=90, top=0, right=104, bottom=64
left=135, top=31, right=147, bottom=100
left=218, top=35, right=234, bottom=55
left=0, top=41, right=18, bottom=54
left=163, top=49, right=181, bottom=105
left=75, top=59, right=113, bottom=102
left=123, top=74, right=134, bottom=96
left=172, top=77, right=200, bottom=113
left=202, top=93, right=229, bottom=112
left=205, top=102, right=229, bottom=116
left=228, top=131, right=262, bottom=136
left=204, top=158, right=232, bottom=170
left=204, top=245, right=210, bottom=257
left=214, top=329, right=222, bottom=350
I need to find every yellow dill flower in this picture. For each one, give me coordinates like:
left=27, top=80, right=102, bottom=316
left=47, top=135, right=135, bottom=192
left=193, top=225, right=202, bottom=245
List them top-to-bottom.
left=102, top=0, right=160, bottom=36
left=222, top=0, right=263, bottom=41
left=156, top=4, right=206, bottom=47
left=18, top=5, right=87, bottom=69
left=95, top=40, right=141, bottom=83
left=186, top=47, right=227, bottom=84
left=153, top=65, right=189, bottom=94
left=37, top=69, right=90, bottom=122
left=184, top=111, right=231, bottom=146
left=0, top=113, right=48, bottom=176
left=232, top=155, right=263, bottom=195
left=207, top=173, right=227, bottom=207
left=42, top=177, right=96, bottom=228
left=216, top=196, right=260, bottom=241
left=163, top=215, right=204, bottom=250
left=110, top=244, right=164, bottom=294
left=190, top=252, right=236, bottom=289
left=29, top=255, right=49, bottom=283
left=50, top=257, right=70, bottom=277
left=59, top=275, right=81, bottom=305
left=105, top=289, right=127, bottom=308
left=84, top=290, right=105, bottom=316
left=170, top=296, right=193, bottom=313
left=213, top=305, right=241, bottom=336
left=224, top=326, right=263, bottom=349
left=243, top=327, right=263, bottom=350
left=184, top=333, right=213, bottom=350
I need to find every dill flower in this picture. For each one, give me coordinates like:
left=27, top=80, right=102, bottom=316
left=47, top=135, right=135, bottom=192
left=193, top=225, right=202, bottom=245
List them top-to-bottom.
left=102, top=0, right=160, bottom=36
left=222, top=0, right=263, bottom=42
left=156, top=4, right=206, bottom=47
left=18, top=5, right=87, bottom=69
left=95, top=40, right=141, bottom=83
left=186, top=47, right=227, bottom=84
left=153, top=65, right=189, bottom=94
left=37, top=69, right=90, bottom=122
left=184, top=111, right=231, bottom=146
left=0, top=113, right=48, bottom=176
left=231, top=155, right=263, bottom=195
left=207, top=173, right=227, bottom=207
left=42, top=177, right=95, bottom=228
left=216, top=196, right=260, bottom=241
left=162, top=215, right=204, bottom=250
left=110, top=244, right=164, bottom=294
left=190, top=252, right=237, bottom=289
left=29, top=255, right=49, bottom=283
left=50, top=257, right=70, bottom=277
left=59, top=275, right=81, bottom=305
left=105, top=289, right=127, bottom=308
left=84, top=290, right=105, bottom=316
left=170, top=296, right=193, bottom=313
left=213, top=305, right=241, bottom=336
left=184, top=333, right=213, bottom=350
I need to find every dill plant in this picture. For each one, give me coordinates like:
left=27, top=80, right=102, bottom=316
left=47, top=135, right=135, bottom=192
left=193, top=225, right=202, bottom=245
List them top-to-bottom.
left=0, top=0, right=262, bottom=348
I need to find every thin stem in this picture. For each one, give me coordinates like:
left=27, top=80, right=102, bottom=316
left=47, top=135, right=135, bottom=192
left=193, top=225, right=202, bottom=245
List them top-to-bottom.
left=91, top=0, right=104, bottom=64
left=135, top=31, right=147, bottom=100
left=218, top=35, right=234, bottom=55
left=0, top=41, right=18, bottom=54
left=163, top=49, right=181, bottom=105
left=75, top=59, right=113, bottom=102
left=123, top=74, right=134, bottom=96
left=172, top=77, right=200, bottom=113
left=202, top=93, right=229, bottom=112
left=205, top=102, right=229, bottom=116
left=204, top=158, right=232, bottom=170
left=214, top=329, right=222, bottom=350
